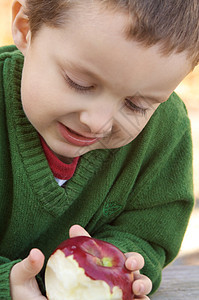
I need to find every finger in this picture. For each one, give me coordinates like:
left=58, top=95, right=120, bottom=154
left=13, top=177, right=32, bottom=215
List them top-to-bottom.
left=69, top=224, right=91, bottom=238
left=11, top=248, right=45, bottom=284
left=125, top=252, right=145, bottom=271
left=133, top=273, right=152, bottom=296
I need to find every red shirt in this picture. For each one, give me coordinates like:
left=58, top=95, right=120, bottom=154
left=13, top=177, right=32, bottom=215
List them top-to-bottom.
left=40, top=137, right=79, bottom=180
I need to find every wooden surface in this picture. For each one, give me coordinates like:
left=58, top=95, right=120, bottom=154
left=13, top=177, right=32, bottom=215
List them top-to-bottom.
left=151, top=265, right=199, bottom=299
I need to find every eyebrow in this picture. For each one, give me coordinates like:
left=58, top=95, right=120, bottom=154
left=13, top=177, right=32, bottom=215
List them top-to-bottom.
left=64, top=60, right=168, bottom=104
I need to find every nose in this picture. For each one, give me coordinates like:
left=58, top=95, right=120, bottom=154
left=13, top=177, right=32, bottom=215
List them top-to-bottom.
left=79, top=105, right=114, bottom=137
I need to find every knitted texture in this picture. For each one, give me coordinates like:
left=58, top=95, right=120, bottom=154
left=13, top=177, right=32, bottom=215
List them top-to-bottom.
left=0, top=46, right=194, bottom=298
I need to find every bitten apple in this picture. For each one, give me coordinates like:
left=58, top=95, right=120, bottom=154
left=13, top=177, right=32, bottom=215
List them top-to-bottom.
left=45, top=236, right=134, bottom=300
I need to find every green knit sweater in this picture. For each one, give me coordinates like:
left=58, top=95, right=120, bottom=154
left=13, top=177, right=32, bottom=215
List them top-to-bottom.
left=0, top=45, right=194, bottom=299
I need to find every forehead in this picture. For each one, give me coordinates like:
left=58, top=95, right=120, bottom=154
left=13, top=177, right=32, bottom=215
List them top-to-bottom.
left=31, top=2, right=191, bottom=98
left=61, top=2, right=191, bottom=62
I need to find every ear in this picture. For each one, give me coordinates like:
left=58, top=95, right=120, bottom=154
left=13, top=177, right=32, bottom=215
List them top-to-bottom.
left=12, top=0, right=31, bottom=55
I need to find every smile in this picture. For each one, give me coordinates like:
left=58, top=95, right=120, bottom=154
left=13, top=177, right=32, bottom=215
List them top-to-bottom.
left=58, top=122, right=98, bottom=147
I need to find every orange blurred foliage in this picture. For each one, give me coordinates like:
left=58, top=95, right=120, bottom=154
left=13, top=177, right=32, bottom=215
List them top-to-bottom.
left=0, top=0, right=13, bottom=46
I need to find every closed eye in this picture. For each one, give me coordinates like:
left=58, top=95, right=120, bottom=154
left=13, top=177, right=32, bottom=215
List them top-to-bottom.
left=65, top=74, right=94, bottom=93
left=125, top=98, right=148, bottom=115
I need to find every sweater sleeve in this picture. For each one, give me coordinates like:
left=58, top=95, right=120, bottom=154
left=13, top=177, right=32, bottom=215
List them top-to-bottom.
left=0, top=46, right=45, bottom=299
left=0, top=48, right=19, bottom=299
left=93, top=97, right=194, bottom=294
left=0, top=258, right=21, bottom=299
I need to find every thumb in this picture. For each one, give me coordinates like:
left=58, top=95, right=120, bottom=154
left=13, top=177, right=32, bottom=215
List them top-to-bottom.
left=69, top=225, right=91, bottom=238
left=11, top=248, right=45, bottom=285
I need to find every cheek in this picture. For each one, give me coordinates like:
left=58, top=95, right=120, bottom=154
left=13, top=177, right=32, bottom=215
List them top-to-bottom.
left=21, top=66, right=58, bottom=116
left=20, top=78, right=54, bottom=134
left=21, top=78, right=42, bottom=120
left=115, top=108, right=157, bottom=145
left=117, top=113, right=146, bottom=138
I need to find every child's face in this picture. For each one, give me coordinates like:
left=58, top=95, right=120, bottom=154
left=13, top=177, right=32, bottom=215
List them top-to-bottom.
left=20, top=4, right=190, bottom=161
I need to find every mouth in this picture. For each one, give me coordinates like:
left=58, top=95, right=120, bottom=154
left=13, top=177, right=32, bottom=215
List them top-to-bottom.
left=58, top=123, right=98, bottom=147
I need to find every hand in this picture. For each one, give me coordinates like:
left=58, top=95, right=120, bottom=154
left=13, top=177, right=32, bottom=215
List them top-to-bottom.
left=69, top=225, right=152, bottom=300
left=10, top=248, right=47, bottom=300
left=125, top=252, right=152, bottom=300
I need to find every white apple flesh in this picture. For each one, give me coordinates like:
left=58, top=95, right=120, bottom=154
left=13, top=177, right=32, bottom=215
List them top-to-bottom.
left=45, top=236, right=134, bottom=300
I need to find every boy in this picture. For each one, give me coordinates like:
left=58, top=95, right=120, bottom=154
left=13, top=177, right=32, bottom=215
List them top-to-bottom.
left=0, top=0, right=195, bottom=299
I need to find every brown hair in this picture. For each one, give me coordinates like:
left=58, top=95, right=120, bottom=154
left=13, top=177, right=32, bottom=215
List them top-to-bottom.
left=24, top=0, right=199, bottom=66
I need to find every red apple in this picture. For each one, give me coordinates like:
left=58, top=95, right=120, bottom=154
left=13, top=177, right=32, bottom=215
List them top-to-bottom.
left=45, top=236, right=134, bottom=300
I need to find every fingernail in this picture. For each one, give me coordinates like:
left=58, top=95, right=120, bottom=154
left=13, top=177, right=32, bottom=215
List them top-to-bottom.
left=131, top=259, right=137, bottom=269
left=138, top=283, right=145, bottom=295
